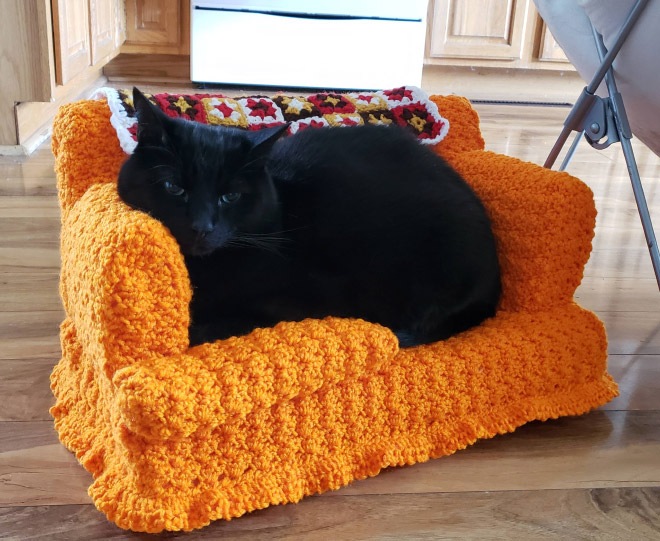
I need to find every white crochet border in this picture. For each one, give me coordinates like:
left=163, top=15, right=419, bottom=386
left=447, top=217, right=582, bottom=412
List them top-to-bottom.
left=92, top=86, right=450, bottom=155
left=92, top=87, right=139, bottom=154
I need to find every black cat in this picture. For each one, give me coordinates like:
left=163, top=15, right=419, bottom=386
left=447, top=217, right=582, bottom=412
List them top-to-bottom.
left=118, top=88, right=501, bottom=347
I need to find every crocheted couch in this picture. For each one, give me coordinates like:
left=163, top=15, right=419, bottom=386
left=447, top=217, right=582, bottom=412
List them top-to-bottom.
left=50, top=94, right=618, bottom=533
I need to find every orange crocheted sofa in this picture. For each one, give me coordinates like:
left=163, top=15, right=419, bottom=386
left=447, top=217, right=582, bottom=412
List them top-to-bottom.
left=50, top=94, right=618, bottom=533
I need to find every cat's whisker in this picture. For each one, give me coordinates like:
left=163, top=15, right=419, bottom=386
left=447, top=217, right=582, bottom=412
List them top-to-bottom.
left=145, top=165, right=175, bottom=172
left=234, top=229, right=300, bottom=241
left=237, top=231, right=288, bottom=238
left=226, top=236, right=285, bottom=256
left=236, top=236, right=288, bottom=244
left=232, top=238, right=280, bottom=248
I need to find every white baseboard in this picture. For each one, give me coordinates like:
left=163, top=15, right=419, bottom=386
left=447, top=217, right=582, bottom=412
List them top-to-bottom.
left=0, top=144, right=28, bottom=156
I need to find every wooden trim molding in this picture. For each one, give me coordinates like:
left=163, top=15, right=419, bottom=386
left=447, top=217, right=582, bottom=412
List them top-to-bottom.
left=103, top=53, right=191, bottom=83
left=422, top=64, right=584, bottom=104
left=15, top=71, right=108, bottom=155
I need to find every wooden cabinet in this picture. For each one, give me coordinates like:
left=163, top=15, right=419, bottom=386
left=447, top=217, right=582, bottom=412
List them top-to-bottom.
left=0, top=0, right=124, bottom=150
left=0, top=0, right=54, bottom=146
left=51, top=0, right=123, bottom=85
left=52, top=0, right=124, bottom=85
left=52, top=0, right=92, bottom=85
left=90, top=0, right=124, bottom=64
left=122, top=0, right=190, bottom=54
left=125, top=0, right=180, bottom=47
left=423, top=0, right=581, bottom=104
left=427, top=0, right=571, bottom=69
left=430, top=0, right=528, bottom=60
left=537, top=21, right=570, bottom=63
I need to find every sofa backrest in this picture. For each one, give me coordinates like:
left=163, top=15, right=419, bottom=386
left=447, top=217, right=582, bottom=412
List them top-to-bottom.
left=52, top=95, right=485, bottom=217
left=54, top=97, right=593, bottom=316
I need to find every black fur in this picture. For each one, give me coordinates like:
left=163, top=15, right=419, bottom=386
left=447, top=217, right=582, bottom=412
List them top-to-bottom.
left=118, top=88, right=501, bottom=347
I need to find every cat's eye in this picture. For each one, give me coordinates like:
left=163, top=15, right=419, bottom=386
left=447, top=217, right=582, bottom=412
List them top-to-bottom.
left=163, top=181, right=185, bottom=196
left=219, top=193, right=241, bottom=205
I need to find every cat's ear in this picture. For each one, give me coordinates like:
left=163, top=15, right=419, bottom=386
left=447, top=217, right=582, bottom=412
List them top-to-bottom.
left=133, top=87, right=166, bottom=146
left=246, top=123, right=290, bottom=154
left=241, top=124, right=289, bottom=173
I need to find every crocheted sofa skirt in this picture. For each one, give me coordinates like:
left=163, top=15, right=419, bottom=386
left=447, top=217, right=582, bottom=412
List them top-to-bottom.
left=50, top=91, right=618, bottom=533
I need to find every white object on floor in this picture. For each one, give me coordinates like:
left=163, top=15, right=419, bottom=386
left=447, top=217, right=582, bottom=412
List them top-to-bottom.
left=190, top=0, right=427, bottom=90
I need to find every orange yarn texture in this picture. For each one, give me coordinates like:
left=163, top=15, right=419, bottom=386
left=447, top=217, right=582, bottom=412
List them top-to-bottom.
left=50, top=95, right=618, bottom=533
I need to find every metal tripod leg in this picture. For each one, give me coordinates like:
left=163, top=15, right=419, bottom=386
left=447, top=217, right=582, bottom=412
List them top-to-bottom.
left=542, top=0, right=659, bottom=289
left=544, top=0, right=649, bottom=170
left=591, top=26, right=660, bottom=288
left=559, top=130, right=584, bottom=172
left=619, top=135, right=660, bottom=288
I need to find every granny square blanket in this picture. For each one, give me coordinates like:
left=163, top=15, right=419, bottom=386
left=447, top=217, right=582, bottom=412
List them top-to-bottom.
left=93, top=86, right=450, bottom=155
left=50, top=93, right=618, bottom=533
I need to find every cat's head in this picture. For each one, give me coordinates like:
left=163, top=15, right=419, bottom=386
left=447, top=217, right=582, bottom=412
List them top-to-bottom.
left=117, top=87, right=289, bottom=257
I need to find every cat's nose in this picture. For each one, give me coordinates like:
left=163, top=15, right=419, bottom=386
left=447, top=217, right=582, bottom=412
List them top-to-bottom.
left=192, top=219, right=214, bottom=235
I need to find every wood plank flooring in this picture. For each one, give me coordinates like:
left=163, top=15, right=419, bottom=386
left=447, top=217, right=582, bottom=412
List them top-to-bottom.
left=0, top=100, right=659, bottom=539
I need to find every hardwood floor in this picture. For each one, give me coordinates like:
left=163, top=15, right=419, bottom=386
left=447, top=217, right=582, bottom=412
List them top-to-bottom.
left=0, top=100, right=659, bottom=540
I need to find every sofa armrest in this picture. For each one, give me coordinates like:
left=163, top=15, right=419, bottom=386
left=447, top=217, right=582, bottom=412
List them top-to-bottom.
left=429, top=95, right=485, bottom=158
left=52, top=100, right=127, bottom=219
left=451, top=150, right=597, bottom=311
left=60, top=183, right=192, bottom=378
left=60, top=183, right=399, bottom=440
left=112, top=317, right=398, bottom=440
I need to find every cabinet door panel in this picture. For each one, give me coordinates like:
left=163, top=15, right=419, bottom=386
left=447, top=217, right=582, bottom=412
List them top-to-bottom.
left=52, top=0, right=92, bottom=85
left=90, top=0, right=122, bottom=65
left=125, top=0, right=180, bottom=46
left=430, top=0, right=527, bottom=60
left=538, top=21, right=569, bottom=62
